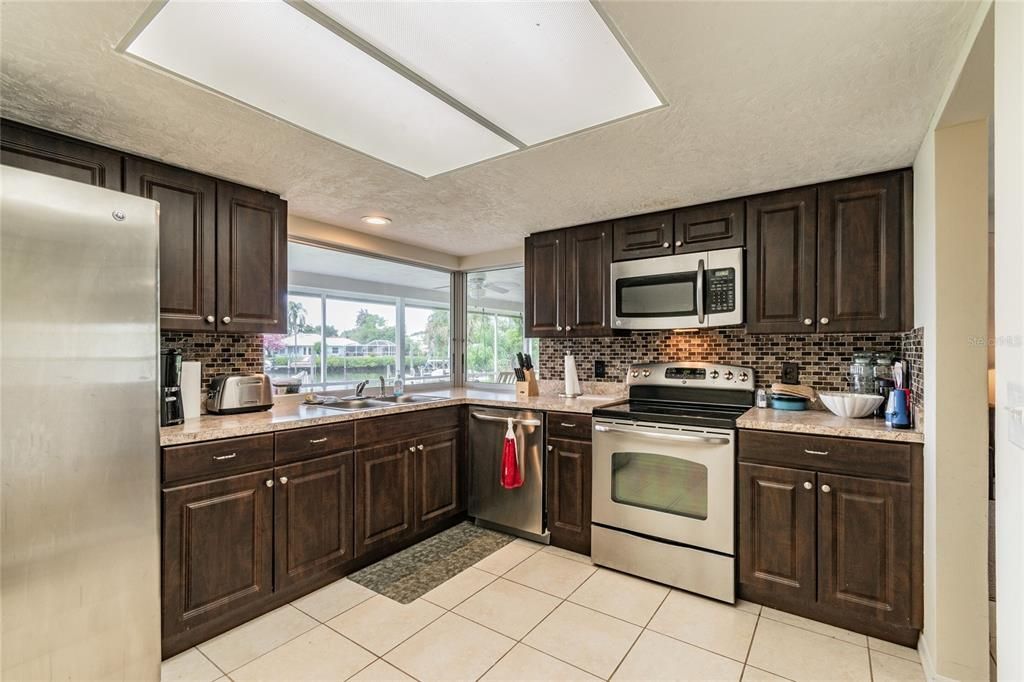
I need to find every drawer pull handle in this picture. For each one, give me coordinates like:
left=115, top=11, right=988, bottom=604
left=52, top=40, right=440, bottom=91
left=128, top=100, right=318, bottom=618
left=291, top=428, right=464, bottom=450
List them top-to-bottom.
left=559, top=422, right=576, bottom=428
left=309, top=437, right=328, bottom=444
left=804, top=449, right=829, bottom=456
left=213, top=453, right=237, bottom=461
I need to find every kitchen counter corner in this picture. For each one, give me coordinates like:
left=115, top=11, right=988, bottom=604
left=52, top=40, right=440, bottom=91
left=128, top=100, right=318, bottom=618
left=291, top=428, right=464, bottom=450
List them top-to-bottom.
left=737, top=407, right=924, bottom=443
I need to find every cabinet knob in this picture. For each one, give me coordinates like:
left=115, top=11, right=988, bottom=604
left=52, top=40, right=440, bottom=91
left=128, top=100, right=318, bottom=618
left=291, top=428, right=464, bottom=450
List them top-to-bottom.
left=675, top=240, right=682, bottom=247
left=662, top=242, right=670, bottom=248
left=205, top=315, right=215, bottom=324
left=222, top=316, right=232, bottom=324
left=820, top=317, right=829, bottom=325
left=803, top=318, right=813, bottom=326
left=556, top=325, right=563, bottom=331
left=565, top=325, right=572, bottom=332
left=417, top=444, right=424, bottom=450
left=547, top=445, right=553, bottom=452
left=409, top=446, right=416, bottom=452
left=279, top=476, right=288, bottom=484
left=265, top=479, right=273, bottom=487
left=803, top=481, right=813, bottom=490
left=821, top=484, right=832, bottom=493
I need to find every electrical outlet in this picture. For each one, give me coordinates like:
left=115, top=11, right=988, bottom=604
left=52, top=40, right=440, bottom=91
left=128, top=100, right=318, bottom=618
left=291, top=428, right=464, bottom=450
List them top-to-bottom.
left=594, top=360, right=606, bottom=379
left=781, top=362, right=800, bottom=385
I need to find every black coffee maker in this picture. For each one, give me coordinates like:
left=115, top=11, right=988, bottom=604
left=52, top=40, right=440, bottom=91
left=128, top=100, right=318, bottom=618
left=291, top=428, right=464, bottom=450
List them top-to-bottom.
left=161, top=349, right=185, bottom=427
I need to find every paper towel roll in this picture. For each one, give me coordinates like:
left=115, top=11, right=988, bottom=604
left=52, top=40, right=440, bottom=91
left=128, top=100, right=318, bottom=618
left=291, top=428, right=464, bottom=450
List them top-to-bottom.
left=564, top=354, right=581, bottom=397
left=181, top=361, right=202, bottom=420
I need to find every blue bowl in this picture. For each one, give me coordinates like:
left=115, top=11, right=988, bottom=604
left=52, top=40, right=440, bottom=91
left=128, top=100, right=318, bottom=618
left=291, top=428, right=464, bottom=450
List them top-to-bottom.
left=771, top=396, right=808, bottom=411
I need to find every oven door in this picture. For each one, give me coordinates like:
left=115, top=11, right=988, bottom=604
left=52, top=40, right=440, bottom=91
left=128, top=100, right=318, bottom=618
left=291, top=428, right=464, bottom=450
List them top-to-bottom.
left=611, top=253, right=704, bottom=330
left=592, top=418, right=734, bottom=555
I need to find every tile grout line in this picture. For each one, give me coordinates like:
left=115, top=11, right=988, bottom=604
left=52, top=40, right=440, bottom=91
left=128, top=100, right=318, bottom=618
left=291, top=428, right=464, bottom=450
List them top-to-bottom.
left=200, top=604, right=322, bottom=676
left=194, top=646, right=226, bottom=678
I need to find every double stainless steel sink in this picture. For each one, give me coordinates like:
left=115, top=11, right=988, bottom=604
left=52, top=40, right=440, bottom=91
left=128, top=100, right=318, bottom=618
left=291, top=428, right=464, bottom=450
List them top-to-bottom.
left=311, top=393, right=446, bottom=411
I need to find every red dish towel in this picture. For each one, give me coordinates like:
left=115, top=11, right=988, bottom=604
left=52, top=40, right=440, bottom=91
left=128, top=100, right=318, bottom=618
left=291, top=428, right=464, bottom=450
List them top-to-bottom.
left=500, top=417, right=523, bottom=489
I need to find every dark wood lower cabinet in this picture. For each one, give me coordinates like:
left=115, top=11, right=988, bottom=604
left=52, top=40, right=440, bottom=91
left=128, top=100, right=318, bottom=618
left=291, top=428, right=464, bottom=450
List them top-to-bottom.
left=415, top=428, right=462, bottom=529
left=546, top=436, right=592, bottom=555
left=355, top=441, right=415, bottom=556
left=274, top=452, right=354, bottom=590
left=738, top=463, right=816, bottom=603
left=162, top=469, right=274, bottom=639
left=818, top=473, right=912, bottom=626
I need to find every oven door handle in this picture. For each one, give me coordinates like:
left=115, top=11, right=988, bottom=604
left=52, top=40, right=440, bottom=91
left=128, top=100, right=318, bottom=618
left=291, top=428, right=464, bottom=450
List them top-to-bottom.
left=696, top=257, right=706, bottom=325
left=471, top=412, right=542, bottom=427
left=594, top=424, right=729, bottom=445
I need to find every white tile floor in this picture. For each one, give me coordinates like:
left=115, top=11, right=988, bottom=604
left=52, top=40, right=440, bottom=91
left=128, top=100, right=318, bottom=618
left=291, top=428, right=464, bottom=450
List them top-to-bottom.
left=162, top=542, right=925, bottom=682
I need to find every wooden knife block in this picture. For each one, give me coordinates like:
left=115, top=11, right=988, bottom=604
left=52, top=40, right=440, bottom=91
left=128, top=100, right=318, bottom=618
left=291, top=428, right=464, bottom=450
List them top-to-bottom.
left=516, top=369, right=539, bottom=397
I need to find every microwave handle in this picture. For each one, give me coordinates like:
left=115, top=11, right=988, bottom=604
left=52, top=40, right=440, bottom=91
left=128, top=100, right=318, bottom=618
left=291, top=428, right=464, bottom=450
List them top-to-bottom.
left=696, top=257, right=706, bottom=324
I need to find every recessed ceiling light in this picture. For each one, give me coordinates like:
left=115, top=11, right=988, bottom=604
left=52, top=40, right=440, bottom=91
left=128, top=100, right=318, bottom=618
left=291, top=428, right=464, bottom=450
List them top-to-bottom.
left=361, top=216, right=392, bottom=226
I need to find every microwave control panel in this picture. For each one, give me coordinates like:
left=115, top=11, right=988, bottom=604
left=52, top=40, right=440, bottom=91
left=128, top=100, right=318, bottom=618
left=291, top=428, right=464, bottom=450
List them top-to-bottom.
left=706, top=268, right=736, bottom=313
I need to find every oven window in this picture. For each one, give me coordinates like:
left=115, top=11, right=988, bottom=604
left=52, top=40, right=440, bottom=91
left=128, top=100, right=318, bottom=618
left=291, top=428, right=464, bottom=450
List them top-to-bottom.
left=617, top=273, right=697, bottom=317
left=611, top=452, right=708, bottom=520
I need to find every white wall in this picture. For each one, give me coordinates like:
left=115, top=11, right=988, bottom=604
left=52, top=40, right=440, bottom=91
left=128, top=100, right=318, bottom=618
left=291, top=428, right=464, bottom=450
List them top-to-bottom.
left=993, top=2, right=1024, bottom=680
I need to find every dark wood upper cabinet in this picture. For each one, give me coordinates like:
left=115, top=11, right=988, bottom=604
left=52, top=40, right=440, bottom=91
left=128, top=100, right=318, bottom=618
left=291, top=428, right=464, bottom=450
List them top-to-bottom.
left=0, top=120, right=122, bottom=191
left=125, top=157, right=217, bottom=332
left=817, top=173, right=903, bottom=333
left=216, top=181, right=288, bottom=334
left=745, top=188, right=818, bottom=334
left=673, top=199, right=745, bottom=254
left=612, top=212, right=674, bottom=261
left=564, top=223, right=613, bottom=337
left=524, top=230, right=564, bottom=337
left=414, top=428, right=462, bottom=530
left=546, top=434, right=592, bottom=556
left=354, top=441, right=414, bottom=556
left=274, top=452, right=354, bottom=590
left=738, top=462, right=817, bottom=604
left=162, top=469, right=274, bottom=638
left=818, top=473, right=912, bottom=626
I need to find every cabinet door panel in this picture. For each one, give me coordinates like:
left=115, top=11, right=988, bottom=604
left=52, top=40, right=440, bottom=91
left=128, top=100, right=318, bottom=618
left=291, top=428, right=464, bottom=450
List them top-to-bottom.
left=1, top=120, right=122, bottom=190
left=125, top=157, right=217, bottom=331
left=818, top=174, right=902, bottom=332
left=216, top=182, right=287, bottom=334
left=745, top=189, right=818, bottom=333
left=673, top=199, right=745, bottom=253
left=612, top=212, right=673, bottom=261
left=565, top=223, right=613, bottom=337
left=524, top=230, right=564, bottom=337
left=415, top=428, right=462, bottom=529
left=547, top=437, right=592, bottom=555
left=355, top=442, right=414, bottom=556
left=275, top=452, right=354, bottom=590
left=738, top=463, right=816, bottom=603
left=162, top=470, right=273, bottom=637
left=818, top=473, right=912, bottom=625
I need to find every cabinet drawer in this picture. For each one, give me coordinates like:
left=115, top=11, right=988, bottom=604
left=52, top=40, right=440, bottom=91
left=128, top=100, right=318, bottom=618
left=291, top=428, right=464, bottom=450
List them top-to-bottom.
left=356, top=406, right=460, bottom=445
left=547, top=412, right=592, bottom=440
left=275, top=422, right=355, bottom=464
left=738, top=430, right=911, bottom=481
left=163, top=434, right=274, bottom=484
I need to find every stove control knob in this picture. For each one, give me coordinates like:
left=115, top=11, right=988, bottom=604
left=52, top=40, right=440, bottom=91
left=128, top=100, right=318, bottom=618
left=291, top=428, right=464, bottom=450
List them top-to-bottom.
left=642, top=369, right=651, bottom=378
left=631, top=370, right=639, bottom=378
left=709, top=370, right=720, bottom=379
left=724, top=371, right=734, bottom=381
left=739, top=371, right=749, bottom=382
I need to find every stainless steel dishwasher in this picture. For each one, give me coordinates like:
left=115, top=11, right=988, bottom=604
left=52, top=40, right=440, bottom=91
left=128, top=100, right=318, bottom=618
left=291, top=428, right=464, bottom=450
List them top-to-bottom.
left=468, top=407, right=548, bottom=541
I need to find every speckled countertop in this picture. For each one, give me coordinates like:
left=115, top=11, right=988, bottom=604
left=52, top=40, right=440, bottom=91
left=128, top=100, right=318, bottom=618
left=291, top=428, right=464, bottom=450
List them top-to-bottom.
left=160, top=388, right=626, bottom=447
left=737, top=408, right=924, bottom=443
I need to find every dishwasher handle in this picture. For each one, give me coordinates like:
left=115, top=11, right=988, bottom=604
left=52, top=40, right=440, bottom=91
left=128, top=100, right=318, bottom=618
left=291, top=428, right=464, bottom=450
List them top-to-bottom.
left=471, top=412, right=542, bottom=427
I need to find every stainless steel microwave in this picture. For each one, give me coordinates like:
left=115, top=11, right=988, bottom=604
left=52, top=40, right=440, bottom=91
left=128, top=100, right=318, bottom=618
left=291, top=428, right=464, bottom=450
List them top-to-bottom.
left=610, top=247, right=744, bottom=330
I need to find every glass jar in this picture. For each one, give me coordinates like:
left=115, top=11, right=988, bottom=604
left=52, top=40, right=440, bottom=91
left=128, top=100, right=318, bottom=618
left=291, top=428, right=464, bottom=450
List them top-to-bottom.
left=849, top=352, right=876, bottom=394
left=873, top=352, right=895, bottom=383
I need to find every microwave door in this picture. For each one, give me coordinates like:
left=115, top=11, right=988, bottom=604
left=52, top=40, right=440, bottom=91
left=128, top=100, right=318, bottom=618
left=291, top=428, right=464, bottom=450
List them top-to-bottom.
left=612, top=253, right=704, bottom=330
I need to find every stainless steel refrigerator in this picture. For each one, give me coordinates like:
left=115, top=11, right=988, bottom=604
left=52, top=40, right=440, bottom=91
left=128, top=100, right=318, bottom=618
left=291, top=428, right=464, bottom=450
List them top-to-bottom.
left=1, top=165, right=162, bottom=679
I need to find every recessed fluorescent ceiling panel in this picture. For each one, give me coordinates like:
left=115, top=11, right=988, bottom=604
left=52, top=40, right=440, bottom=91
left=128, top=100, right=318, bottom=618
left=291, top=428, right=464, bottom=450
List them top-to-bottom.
left=125, top=0, right=516, bottom=177
left=310, top=0, right=662, bottom=146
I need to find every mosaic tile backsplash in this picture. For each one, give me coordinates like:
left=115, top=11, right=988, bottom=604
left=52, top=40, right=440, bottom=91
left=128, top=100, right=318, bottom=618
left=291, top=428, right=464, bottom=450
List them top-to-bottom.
left=539, top=328, right=924, bottom=396
left=160, top=332, right=264, bottom=394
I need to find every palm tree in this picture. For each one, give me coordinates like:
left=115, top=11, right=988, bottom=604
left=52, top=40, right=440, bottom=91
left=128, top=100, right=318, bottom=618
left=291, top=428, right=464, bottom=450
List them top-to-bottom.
left=287, top=301, right=307, bottom=369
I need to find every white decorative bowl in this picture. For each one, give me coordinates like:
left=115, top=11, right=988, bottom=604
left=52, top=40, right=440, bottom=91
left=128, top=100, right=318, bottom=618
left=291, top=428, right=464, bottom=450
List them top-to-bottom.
left=818, top=392, right=885, bottom=419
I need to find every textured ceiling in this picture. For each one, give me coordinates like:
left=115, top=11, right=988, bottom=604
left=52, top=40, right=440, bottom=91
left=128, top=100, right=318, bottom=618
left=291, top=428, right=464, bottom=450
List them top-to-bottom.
left=0, top=1, right=977, bottom=256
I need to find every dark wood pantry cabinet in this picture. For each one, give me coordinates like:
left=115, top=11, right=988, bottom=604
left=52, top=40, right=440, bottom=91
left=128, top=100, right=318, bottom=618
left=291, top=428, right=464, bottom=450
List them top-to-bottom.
left=1, top=119, right=288, bottom=334
left=525, top=222, right=613, bottom=338
left=546, top=413, right=593, bottom=555
left=738, top=429, right=922, bottom=646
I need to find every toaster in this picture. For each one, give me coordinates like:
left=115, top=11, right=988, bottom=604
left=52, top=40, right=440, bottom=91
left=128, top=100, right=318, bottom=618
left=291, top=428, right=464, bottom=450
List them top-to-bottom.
left=206, top=374, right=274, bottom=414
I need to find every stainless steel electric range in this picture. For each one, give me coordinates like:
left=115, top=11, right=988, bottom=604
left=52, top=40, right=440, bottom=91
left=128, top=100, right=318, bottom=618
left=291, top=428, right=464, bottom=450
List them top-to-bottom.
left=591, top=361, right=755, bottom=603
